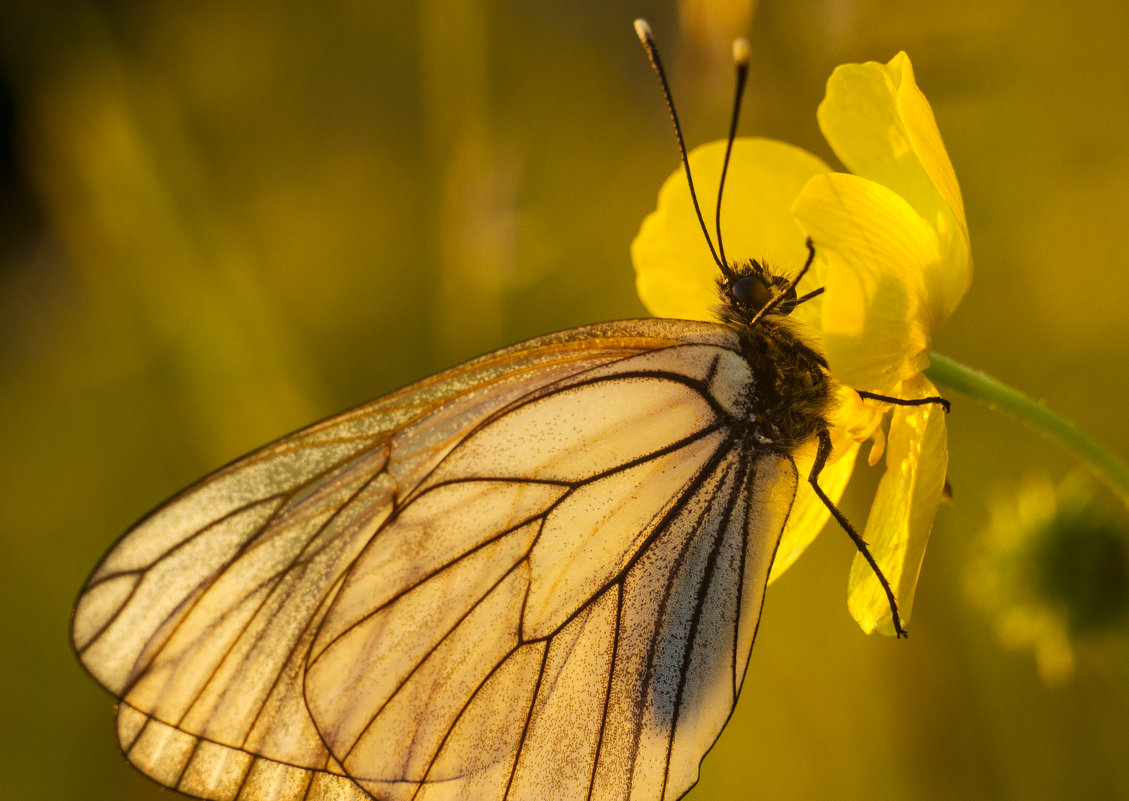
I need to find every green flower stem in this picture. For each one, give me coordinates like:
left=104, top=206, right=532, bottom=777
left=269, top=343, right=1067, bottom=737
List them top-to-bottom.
left=925, top=352, right=1129, bottom=503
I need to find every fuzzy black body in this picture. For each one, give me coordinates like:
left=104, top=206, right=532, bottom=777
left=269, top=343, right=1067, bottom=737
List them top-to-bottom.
left=716, top=257, right=835, bottom=453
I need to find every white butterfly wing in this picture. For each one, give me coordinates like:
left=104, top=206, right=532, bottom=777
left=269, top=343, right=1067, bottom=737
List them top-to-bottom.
left=73, top=318, right=798, bottom=801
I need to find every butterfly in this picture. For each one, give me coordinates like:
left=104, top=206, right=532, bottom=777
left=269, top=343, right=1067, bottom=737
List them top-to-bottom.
left=72, top=19, right=943, bottom=801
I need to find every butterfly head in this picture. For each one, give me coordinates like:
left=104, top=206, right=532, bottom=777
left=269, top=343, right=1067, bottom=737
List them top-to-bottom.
left=717, top=259, right=799, bottom=326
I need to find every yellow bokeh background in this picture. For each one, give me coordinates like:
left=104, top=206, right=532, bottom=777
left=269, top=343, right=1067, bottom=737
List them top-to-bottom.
left=3, top=1, right=1128, bottom=800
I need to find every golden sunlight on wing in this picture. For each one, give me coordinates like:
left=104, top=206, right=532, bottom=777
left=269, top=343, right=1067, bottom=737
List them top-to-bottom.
left=71, top=319, right=751, bottom=801
left=116, top=676, right=368, bottom=801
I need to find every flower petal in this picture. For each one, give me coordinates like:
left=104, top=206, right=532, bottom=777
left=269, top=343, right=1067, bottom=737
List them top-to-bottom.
left=817, top=52, right=970, bottom=321
left=632, top=138, right=830, bottom=320
left=794, top=172, right=939, bottom=394
left=847, top=374, right=949, bottom=635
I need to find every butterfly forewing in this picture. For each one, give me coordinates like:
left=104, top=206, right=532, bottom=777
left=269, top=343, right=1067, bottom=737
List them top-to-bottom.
left=72, top=318, right=799, bottom=801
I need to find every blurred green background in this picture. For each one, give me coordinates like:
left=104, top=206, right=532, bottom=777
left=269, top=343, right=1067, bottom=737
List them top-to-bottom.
left=3, top=0, right=1128, bottom=799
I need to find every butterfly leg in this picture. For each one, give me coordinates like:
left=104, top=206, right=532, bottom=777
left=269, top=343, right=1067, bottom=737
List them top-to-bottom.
left=856, top=390, right=951, bottom=413
left=808, top=427, right=908, bottom=638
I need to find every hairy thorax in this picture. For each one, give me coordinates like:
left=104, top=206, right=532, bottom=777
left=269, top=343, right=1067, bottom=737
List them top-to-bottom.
left=731, top=314, right=835, bottom=453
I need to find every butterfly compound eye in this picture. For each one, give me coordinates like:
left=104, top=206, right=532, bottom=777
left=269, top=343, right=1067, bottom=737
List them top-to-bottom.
left=732, top=274, right=772, bottom=310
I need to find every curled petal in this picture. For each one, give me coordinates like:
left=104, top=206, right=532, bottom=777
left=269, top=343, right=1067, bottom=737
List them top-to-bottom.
left=817, top=52, right=970, bottom=321
left=632, top=138, right=830, bottom=320
left=794, top=173, right=939, bottom=394
left=847, top=374, right=949, bottom=635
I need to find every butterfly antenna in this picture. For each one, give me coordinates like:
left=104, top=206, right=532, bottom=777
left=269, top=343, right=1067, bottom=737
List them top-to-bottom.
left=634, top=18, right=722, bottom=270
left=715, top=37, right=750, bottom=271
left=749, top=237, right=818, bottom=326
left=795, top=286, right=825, bottom=305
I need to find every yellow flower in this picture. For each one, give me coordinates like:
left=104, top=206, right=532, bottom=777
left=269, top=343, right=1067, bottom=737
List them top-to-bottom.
left=632, top=52, right=970, bottom=635
left=966, top=474, right=1129, bottom=684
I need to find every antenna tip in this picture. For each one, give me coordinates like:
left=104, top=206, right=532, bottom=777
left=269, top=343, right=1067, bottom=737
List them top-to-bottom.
left=633, top=18, right=653, bottom=44
left=732, top=37, right=750, bottom=66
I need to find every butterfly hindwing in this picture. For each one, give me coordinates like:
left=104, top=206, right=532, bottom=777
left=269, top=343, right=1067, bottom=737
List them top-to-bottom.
left=303, top=338, right=798, bottom=800
left=305, top=409, right=795, bottom=801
